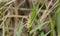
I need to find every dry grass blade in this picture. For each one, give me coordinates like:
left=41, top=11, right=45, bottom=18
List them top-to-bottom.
left=40, top=0, right=52, bottom=22
left=1, top=13, right=10, bottom=36
left=8, top=15, right=27, bottom=18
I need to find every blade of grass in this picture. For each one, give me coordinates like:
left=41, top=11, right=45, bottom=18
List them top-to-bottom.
left=32, top=0, right=35, bottom=7
left=40, top=0, right=52, bottom=22
left=54, top=0, right=60, bottom=36
left=27, top=1, right=43, bottom=29
left=56, top=8, right=60, bottom=36
left=1, top=13, right=10, bottom=36
left=48, top=14, right=56, bottom=36
left=5, top=19, right=10, bottom=36
left=17, top=19, right=24, bottom=36
left=30, top=21, right=49, bottom=34
left=44, top=31, right=51, bottom=36
left=40, top=32, right=45, bottom=36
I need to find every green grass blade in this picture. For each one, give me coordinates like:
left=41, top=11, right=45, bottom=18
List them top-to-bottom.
left=55, top=0, right=60, bottom=35
left=27, top=3, right=43, bottom=29
left=56, top=8, right=60, bottom=36
left=48, top=15, right=56, bottom=36
left=17, top=19, right=24, bottom=36
left=30, top=21, right=49, bottom=34
left=40, top=32, right=45, bottom=36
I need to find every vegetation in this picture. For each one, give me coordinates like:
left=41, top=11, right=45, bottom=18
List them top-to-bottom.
left=0, top=0, right=60, bottom=36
